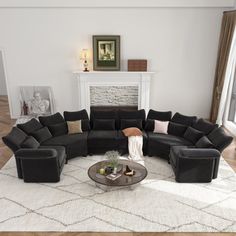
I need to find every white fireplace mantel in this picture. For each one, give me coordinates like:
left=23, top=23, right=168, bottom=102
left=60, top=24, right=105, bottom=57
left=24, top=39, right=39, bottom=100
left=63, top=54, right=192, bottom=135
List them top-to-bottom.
left=73, top=71, right=155, bottom=114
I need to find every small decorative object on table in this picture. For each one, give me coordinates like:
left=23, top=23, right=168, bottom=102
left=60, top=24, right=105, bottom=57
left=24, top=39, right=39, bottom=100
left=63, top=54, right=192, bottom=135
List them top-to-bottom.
left=80, top=49, right=89, bottom=72
left=128, top=59, right=147, bottom=71
left=105, top=150, right=120, bottom=174
left=124, top=165, right=136, bottom=176
left=106, top=173, right=122, bottom=181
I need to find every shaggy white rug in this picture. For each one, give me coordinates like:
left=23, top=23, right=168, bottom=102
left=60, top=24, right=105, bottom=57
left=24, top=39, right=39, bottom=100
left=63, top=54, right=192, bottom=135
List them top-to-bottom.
left=0, top=155, right=236, bottom=232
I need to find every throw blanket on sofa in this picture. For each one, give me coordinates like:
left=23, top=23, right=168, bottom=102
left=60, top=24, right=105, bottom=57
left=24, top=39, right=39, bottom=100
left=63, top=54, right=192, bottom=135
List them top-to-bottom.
left=128, top=136, right=144, bottom=163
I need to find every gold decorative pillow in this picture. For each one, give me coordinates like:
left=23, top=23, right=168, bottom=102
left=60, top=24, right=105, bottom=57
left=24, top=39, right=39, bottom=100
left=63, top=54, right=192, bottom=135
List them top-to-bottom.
left=67, top=120, right=83, bottom=134
left=122, top=127, right=143, bottom=137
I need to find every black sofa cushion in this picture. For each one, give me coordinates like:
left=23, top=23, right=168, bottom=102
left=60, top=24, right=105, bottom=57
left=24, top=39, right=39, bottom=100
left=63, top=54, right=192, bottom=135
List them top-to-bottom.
left=64, top=109, right=89, bottom=121
left=118, top=109, right=146, bottom=129
left=147, top=109, right=172, bottom=121
left=64, top=110, right=90, bottom=131
left=90, top=110, right=118, bottom=129
left=171, top=112, right=197, bottom=126
left=39, top=113, right=65, bottom=126
left=17, top=118, right=43, bottom=135
left=192, top=118, right=218, bottom=135
left=93, top=119, right=116, bottom=130
left=120, top=119, right=143, bottom=130
left=144, top=119, right=154, bottom=131
left=48, top=122, right=68, bottom=137
left=168, top=122, right=187, bottom=137
left=2, top=127, right=28, bottom=153
left=31, top=127, right=52, bottom=143
left=183, top=127, right=204, bottom=144
left=208, top=127, right=233, bottom=152
left=88, top=130, right=118, bottom=151
left=42, top=132, right=88, bottom=159
left=147, top=132, right=192, bottom=159
left=21, top=136, right=40, bottom=149
left=196, top=136, right=215, bottom=148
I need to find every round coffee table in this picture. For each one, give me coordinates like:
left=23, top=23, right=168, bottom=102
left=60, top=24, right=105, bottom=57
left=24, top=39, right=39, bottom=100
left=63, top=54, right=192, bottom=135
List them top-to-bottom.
left=88, top=159, right=148, bottom=191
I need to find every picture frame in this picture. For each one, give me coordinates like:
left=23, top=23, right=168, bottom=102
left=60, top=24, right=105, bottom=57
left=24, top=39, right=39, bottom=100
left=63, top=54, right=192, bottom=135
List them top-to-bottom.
left=93, top=35, right=120, bottom=71
left=19, top=86, right=55, bottom=117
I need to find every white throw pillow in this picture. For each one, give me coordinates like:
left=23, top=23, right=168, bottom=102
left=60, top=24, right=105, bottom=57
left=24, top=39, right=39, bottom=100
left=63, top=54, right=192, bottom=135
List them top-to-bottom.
left=154, top=120, right=169, bottom=134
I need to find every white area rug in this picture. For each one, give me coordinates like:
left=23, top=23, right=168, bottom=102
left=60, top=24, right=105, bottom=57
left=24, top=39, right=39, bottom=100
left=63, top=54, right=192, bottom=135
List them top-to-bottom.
left=0, top=155, right=236, bottom=232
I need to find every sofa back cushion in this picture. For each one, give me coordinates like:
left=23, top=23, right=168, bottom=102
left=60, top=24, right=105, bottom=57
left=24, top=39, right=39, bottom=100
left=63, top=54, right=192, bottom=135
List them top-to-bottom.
left=64, top=109, right=89, bottom=120
left=118, top=109, right=146, bottom=129
left=147, top=109, right=172, bottom=121
left=64, top=110, right=90, bottom=131
left=90, top=110, right=118, bottom=129
left=39, top=112, right=64, bottom=126
left=171, top=112, right=197, bottom=126
left=17, top=118, right=43, bottom=135
left=192, top=118, right=218, bottom=135
left=93, top=119, right=116, bottom=130
left=120, top=119, right=143, bottom=130
left=144, top=119, right=154, bottom=131
left=48, top=122, right=68, bottom=137
left=168, top=122, right=187, bottom=137
left=2, top=127, right=28, bottom=153
left=31, top=127, right=52, bottom=143
left=183, top=127, right=204, bottom=144
left=207, top=127, right=233, bottom=152
left=21, top=136, right=40, bottom=149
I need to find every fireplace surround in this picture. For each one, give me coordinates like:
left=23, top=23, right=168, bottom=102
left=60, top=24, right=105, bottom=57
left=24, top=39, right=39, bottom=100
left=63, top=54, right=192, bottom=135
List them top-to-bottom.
left=74, top=71, right=154, bottom=114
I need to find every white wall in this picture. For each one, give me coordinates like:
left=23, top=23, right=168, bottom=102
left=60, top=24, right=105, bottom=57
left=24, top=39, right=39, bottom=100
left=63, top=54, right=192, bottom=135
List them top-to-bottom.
left=0, top=7, right=229, bottom=118
left=0, top=51, right=7, bottom=95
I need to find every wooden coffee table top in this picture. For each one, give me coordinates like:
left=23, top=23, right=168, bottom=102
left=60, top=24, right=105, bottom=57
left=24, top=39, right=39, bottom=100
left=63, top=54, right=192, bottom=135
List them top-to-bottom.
left=88, top=159, right=147, bottom=187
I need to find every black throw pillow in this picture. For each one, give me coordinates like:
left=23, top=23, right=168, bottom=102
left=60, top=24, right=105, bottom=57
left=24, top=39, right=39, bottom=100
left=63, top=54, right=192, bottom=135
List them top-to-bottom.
left=147, top=109, right=172, bottom=121
left=64, top=110, right=89, bottom=121
left=39, top=112, right=64, bottom=126
left=171, top=112, right=197, bottom=126
left=17, top=118, right=43, bottom=135
left=192, top=118, right=218, bottom=135
left=81, top=119, right=91, bottom=131
left=93, top=119, right=115, bottom=130
left=120, top=119, right=143, bottom=130
left=144, top=119, right=154, bottom=131
left=48, top=122, right=68, bottom=137
left=168, top=122, right=188, bottom=137
left=2, top=127, right=28, bottom=153
left=31, top=127, right=52, bottom=143
left=183, top=127, right=204, bottom=144
left=208, top=127, right=233, bottom=152
left=21, top=136, right=40, bottom=149
left=195, top=136, right=215, bottom=148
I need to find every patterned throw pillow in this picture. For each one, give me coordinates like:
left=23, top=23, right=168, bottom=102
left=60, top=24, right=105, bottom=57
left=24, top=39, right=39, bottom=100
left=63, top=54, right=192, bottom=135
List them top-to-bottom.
left=67, top=120, right=83, bottom=134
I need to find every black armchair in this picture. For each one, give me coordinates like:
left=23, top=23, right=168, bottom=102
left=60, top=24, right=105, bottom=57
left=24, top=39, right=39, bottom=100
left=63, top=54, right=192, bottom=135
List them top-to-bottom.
left=15, top=146, right=66, bottom=183
left=170, top=146, right=221, bottom=183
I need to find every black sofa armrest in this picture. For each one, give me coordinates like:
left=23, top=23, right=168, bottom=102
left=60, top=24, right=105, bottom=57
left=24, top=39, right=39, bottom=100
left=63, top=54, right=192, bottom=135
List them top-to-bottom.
left=15, top=148, right=57, bottom=160
left=15, top=148, right=61, bottom=182
left=176, top=148, right=221, bottom=180
left=179, top=148, right=220, bottom=159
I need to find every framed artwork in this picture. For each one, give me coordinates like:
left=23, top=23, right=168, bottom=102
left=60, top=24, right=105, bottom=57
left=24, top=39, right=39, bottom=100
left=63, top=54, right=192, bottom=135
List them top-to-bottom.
left=93, top=35, right=120, bottom=71
left=19, top=86, right=55, bottom=117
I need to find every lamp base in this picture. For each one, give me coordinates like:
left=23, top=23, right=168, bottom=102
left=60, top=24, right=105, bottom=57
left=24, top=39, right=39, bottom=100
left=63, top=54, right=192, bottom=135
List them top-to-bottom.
left=83, top=68, right=89, bottom=72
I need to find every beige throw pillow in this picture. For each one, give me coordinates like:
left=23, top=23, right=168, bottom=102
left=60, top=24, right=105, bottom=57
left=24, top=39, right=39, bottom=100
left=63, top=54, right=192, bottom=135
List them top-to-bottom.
left=67, top=120, right=83, bottom=134
left=122, top=127, right=143, bottom=137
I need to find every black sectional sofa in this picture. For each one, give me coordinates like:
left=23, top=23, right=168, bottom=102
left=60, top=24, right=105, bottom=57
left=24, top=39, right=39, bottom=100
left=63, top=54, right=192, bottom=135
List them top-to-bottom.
left=2, top=109, right=233, bottom=183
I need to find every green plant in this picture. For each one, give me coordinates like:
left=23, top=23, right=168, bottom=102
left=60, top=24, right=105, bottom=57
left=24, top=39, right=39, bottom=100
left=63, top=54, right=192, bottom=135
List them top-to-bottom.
left=105, top=150, right=119, bottom=168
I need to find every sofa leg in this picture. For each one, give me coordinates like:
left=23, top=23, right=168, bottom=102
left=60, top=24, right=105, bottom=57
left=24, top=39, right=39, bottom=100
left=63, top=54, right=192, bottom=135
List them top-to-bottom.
left=65, top=159, right=68, bottom=164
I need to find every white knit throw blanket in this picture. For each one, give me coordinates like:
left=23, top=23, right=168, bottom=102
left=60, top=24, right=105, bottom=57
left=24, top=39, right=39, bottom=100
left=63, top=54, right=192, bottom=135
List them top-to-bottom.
left=127, top=136, right=144, bottom=165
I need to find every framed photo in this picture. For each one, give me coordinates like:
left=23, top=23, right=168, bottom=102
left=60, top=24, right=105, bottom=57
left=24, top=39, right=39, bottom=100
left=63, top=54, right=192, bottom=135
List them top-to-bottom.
left=93, top=35, right=120, bottom=71
left=19, top=86, right=55, bottom=117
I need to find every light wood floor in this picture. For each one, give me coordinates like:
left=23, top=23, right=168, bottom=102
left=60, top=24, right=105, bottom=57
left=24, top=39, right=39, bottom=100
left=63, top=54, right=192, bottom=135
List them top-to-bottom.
left=0, top=95, right=236, bottom=236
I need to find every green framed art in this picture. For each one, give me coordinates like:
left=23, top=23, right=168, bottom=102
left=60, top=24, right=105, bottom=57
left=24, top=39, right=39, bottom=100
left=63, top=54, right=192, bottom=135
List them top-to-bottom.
left=93, top=35, right=120, bottom=71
